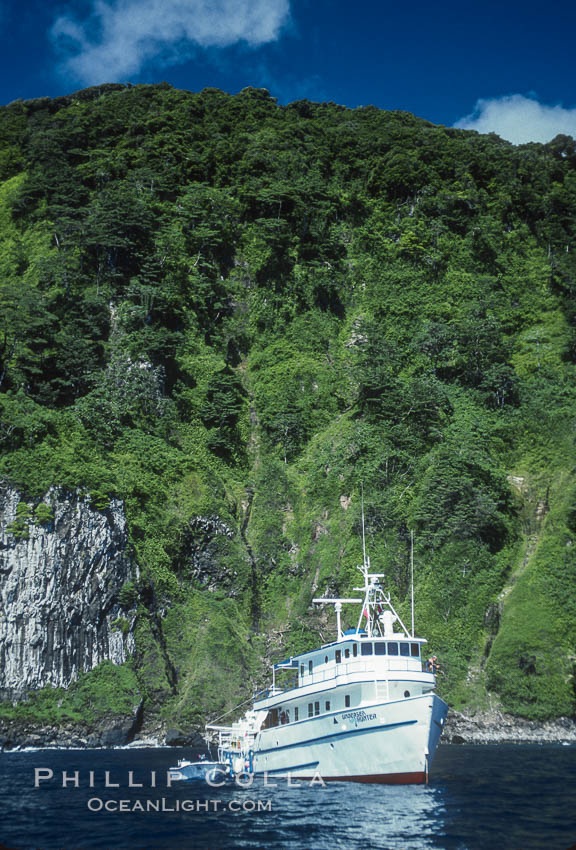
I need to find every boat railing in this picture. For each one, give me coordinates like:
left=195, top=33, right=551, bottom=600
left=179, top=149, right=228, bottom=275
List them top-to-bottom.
left=305, top=657, right=422, bottom=685
left=253, top=659, right=435, bottom=704
left=310, top=660, right=373, bottom=684
left=255, top=681, right=300, bottom=699
left=209, top=727, right=258, bottom=754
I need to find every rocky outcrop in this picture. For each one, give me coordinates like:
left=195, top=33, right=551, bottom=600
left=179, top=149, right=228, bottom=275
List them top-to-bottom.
left=0, top=484, right=137, bottom=699
left=182, top=515, right=236, bottom=591
left=0, top=707, right=146, bottom=750
left=0, top=708, right=207, bottom=750
left=443, top=709, right=576, bottom=744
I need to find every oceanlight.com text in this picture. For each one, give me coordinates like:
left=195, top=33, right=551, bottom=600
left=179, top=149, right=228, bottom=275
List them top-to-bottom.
left=86, top=797, right=272, bottom=813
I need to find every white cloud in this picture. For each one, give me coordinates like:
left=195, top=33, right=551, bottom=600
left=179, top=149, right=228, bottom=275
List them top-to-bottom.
left=51, top=0, right=291, bottom=85
left=454, top=94, right=576, bottom=145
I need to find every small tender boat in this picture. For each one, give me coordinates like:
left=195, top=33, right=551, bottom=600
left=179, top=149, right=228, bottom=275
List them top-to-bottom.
left=168, top=756, right=230, bottom=783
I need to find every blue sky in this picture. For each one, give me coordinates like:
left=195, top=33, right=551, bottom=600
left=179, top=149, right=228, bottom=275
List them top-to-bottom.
left=1, top=0, right=575, bottom=143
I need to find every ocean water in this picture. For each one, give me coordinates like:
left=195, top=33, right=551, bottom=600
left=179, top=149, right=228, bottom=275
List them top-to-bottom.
left=1, top=744, right=575, bottom=850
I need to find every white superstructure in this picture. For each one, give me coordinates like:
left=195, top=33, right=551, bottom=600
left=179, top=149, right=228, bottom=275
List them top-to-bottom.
left=206, top=548, right=448, bottom=784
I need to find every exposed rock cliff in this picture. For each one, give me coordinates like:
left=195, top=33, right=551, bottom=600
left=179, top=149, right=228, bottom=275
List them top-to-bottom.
left=0, top=484, right=137, bottom=699
left=443, top=709, right=576, bottom=744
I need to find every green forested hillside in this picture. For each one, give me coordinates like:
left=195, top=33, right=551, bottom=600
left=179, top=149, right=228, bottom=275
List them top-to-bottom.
left=1, top=83, right=575, bottom=728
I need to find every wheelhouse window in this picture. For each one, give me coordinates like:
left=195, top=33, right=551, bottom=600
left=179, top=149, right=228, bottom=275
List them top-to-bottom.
left=361, top=642, right=373, bottom=656
left=375, top=642, right=387, bottom=655
left=388, top=642, right=399, bottom=655
left=400, top=643, right=410, bottom=657
left=410, top=643, right=420, bottom=657
left=353, top=644, right=358, bottom=657
left=344, top=648, right=350, bottom=659
left=335, top=650, right=341, bottom=664
left=325, top=655, right=328, bottom=663
left=309, top=660, right=313, bottom=674
left=300, top=664, right=304, bottom=676
left=345, top=694, right=351, bottom=707
left=314, top=701, right=320, bottom=716
left=325, top=701, right=331, bottom=712
left=308, top=703, right=313, bottom=718
left=295, top=707, right=299, bottom=721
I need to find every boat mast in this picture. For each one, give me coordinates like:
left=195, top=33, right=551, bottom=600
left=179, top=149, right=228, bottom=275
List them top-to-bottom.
left=361, top=484, right=368, bottom=572
left=315, top=488, right=413, bottom=640
left=410, top=529, right=415, bottom=638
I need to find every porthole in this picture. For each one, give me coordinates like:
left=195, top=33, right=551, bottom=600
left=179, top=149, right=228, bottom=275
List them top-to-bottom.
left=404, top=690, right=410, bottom=698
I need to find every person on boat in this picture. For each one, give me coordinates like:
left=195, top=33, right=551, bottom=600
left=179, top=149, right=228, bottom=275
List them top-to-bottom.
left=427, top=655, right=439, bottom=674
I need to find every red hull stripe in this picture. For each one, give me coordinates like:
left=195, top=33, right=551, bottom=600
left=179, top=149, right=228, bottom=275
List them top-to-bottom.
left=293, top=771, right=426, bottom=785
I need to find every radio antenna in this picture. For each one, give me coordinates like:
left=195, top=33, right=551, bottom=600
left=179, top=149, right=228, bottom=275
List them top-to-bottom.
left=361, top=484, right=368, bottom=569
left=410, top=529, right=415, bottom=637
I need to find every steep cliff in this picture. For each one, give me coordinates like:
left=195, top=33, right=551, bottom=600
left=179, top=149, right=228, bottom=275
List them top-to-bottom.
left=0, top=84, right=575, bottom=729
left=0, top=484, right=137, bottom=699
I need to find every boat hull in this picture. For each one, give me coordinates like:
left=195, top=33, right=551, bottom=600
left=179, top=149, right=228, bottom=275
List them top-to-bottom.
left=253, top=693, right=448, bottom=784
left=297, top=771, right=426, bottom=784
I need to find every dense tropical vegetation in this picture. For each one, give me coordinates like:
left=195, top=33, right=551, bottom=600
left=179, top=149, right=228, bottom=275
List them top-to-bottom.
left=1, top=83, right=575, bottom=728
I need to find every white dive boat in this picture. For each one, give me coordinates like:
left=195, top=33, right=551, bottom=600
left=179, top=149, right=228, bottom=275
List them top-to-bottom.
left=206, top=547, right=449, bottom=785
left=168, top=755, right=230, bottom=782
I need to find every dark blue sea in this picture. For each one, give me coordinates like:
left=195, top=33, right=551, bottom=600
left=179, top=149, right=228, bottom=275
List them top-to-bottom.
left=1, top=744, right=575, bottom=850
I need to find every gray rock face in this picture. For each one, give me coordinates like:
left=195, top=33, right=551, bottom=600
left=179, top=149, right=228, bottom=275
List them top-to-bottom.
left=0, top=484, right=137, bottom=699
left=184, top=515, right=237, bottom=591
left=443, top=709, right=576, bottom=743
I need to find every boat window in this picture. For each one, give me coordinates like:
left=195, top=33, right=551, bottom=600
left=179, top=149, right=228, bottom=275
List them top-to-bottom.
left=361, top=642, right=373, bottom=656
left=375, top=642, right=387, bottom=655
left=388, top=642, right=399, bottom=655
left=400, top=643, right=410, bottom=657
left=410, top=643, right=420, bottom=657
left=353, top=644, right=358, bottom=657
left=344, top=648, right=350, bottom=659
left=335, top=650, right=341, bottom=664
left=325, top=655, right=328, bottom=663
left=309, top=660, right=313, bottom=674
left=300, top=664, right=304, bottom=676
left=345, top=694, right=351, bottom=707
left=314, top=701, right=320, bottom=716
left=325, top=701, right=331, bottom=711
left=308, top=703, right=313, bottom=718
left=295, top=707, right=299, bottom=721
left=263, top=709, right=279, bottom=729
left=280, top=709, right=290, bottom=725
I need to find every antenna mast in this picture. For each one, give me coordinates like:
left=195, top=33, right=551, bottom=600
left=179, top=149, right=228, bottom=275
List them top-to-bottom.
left=361, top=484, right=368, bottom=569
left=315, top=488, right=412, bottom=642
left=410, top=529, right=415, bottom=638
